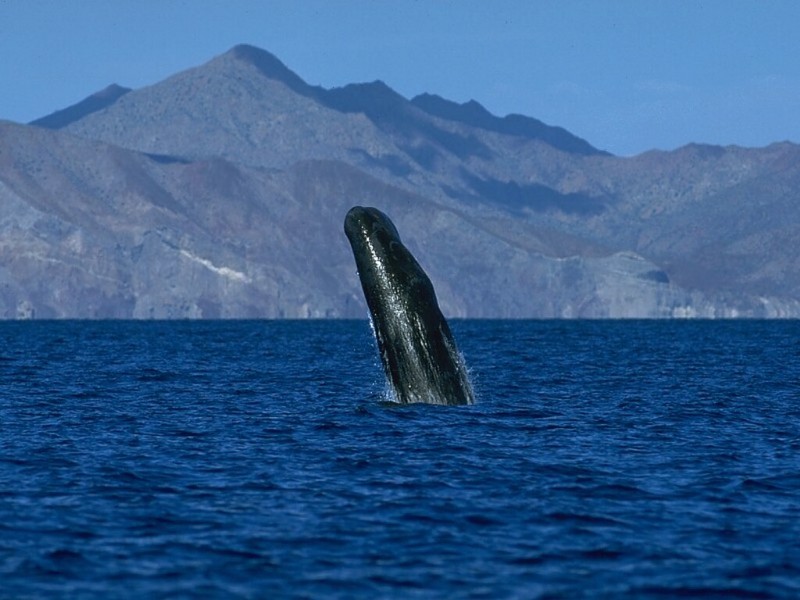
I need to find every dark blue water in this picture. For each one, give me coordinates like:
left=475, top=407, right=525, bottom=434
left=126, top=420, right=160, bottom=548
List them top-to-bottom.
left=1, top=320, right=799, bottom=598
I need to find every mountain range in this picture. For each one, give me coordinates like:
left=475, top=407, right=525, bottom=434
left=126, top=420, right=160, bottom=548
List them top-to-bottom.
left=1, top=44, right=798, bottom=318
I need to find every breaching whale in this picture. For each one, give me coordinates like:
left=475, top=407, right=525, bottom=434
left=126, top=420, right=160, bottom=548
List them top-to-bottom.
left=344, top=206, right=474, bottom=406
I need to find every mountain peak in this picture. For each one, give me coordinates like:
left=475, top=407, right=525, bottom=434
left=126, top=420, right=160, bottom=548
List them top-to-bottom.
left=226, top=44, right=310, bottom=94
left=326, top=80, right=405, bottom=107
left=31, top=83, right=131, bottom=129
left=95, top=83, right=130, bottom=99
left=411, top=93, right=607, bottom=156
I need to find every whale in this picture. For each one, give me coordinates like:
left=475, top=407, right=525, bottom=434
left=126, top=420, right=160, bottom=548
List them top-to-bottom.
left=344, top=206, right=474, bottom=406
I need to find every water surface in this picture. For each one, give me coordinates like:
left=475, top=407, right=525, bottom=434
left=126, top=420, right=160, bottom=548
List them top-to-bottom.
left=1, top=320, right=798, bottom=597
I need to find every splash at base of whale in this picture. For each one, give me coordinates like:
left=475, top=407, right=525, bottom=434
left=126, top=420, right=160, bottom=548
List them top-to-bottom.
left=344, top=206, right=475, bottom=406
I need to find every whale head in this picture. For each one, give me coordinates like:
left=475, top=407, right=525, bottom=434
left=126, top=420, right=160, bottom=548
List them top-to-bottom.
left=343, top=205, right=474, bottom=405
left=344, top=206, right=434, bottom=311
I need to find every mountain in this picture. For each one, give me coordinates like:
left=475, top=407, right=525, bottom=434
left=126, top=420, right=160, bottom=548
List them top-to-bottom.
left=2, top=44, right=799, bottom=318
left=30, top=84, right=131, bottom=129
left=410, top=93, right=604, bottom=156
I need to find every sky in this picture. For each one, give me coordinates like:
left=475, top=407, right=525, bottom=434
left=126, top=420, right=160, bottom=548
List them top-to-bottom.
left=1, top=0, right=799, bottom=156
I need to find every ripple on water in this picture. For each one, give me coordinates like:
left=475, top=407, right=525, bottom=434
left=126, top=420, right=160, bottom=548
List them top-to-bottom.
left=0, top=320, right=799, bottom=597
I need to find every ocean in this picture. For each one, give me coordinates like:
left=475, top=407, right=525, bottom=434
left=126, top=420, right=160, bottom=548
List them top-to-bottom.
left=1, top=320, right=798, bottom=598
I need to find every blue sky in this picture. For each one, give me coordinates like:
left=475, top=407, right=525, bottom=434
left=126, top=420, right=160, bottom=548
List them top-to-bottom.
left=1, top=0, right=799, bottom=156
